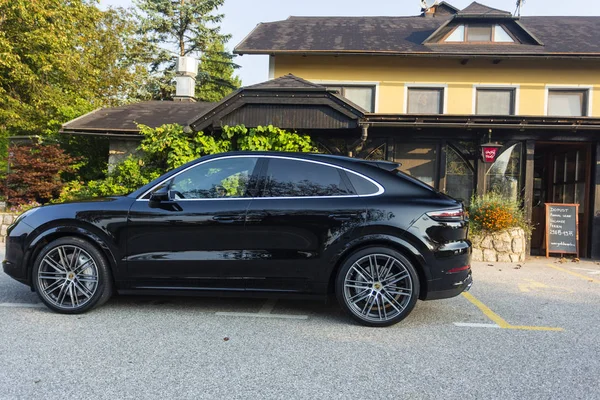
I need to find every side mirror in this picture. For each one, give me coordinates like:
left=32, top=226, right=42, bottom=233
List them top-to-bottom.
left=149, top=186, right=171, bottom=207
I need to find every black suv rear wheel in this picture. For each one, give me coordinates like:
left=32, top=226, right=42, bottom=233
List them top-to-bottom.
left=335, top=247, right=420, bottom=327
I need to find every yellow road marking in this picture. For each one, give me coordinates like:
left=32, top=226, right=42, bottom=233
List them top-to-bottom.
left=546, top=264, right=600, bottom=284
left=518, top=279, right=574, bottom=294
left=461, top=292, right=563, bottom=332
left=462, top=292, right=511, bottom=328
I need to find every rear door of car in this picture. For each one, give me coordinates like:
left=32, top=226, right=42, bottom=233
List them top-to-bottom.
left=241, top=156, right=372, bottom=294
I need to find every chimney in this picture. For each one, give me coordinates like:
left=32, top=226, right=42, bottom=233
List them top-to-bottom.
left=420, top=0, right=439, bottom=17
left=424, top=5, right=437, bottom=17
left=174, top=56, right=198, bottom=102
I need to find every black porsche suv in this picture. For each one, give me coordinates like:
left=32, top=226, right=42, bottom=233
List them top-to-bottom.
left=3, top=152, right=472, bottom=326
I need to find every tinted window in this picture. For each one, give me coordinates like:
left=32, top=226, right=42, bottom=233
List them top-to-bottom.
left=169, top=157, right=258, bottom=199
left=262, top=158, right=353, bottom=197
left=347, top=171, right=380, bottom=195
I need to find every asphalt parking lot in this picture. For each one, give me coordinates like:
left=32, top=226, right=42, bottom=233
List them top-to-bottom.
left=1, top=252, right=599, bottom=400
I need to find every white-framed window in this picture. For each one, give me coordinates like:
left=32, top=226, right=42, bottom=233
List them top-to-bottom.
left=444, top=24, right=515, bottom=43
left=324, top=84, right=377, bottom=112
left=405, top=85, right=446, bottom=114
left=475, top=87, right=517, bottom=115
left=546, top=88, right=591, bottom=117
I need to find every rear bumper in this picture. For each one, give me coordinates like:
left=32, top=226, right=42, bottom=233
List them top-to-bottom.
left=424, top=270, right=472, bottom=300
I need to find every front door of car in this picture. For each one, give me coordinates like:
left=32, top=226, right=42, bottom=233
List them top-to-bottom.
left=126, top=156, right=260, bottom=290
left=242, top=157, right=367, bottom=293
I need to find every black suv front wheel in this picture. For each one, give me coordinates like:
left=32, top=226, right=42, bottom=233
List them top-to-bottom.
left=32, top=237, right=113, bottom=314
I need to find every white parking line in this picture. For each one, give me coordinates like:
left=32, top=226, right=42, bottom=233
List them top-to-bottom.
left=572, top=268, right=600, bottom=275
left=259, top=299, right=277, bottom=314
left=0, top=302, right=45, bottom=308
left=215, top=312, right=309, bottom=320
left=454, top=322, right=501, bottom=329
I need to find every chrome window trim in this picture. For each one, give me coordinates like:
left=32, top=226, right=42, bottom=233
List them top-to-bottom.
left=136, top=154, right=384, bottom=201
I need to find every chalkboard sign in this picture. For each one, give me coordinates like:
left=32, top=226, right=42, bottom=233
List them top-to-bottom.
left=545, top=203, right=579, bottom=258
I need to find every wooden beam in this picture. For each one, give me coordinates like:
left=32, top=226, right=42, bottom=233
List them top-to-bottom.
left=523, top=140, right=535, bottom=256
left=591, top=142, right=600, bottom=259
left=476, top=157, right=486, bottom=196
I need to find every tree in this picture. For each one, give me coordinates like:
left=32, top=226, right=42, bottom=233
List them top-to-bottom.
left=0, top=0, right=152, bottom=180
left=0, top=0, right=150, bottom=137
left=134, top=0, right=240, bottom=101
left=197, top=39, right=241, bottom=102
left=5, top=143, right=80, bottom=206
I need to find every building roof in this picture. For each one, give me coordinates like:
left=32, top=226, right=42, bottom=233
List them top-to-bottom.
left=457, top=1, right=512, bottom=17
left=235, top=2, right=600, bottom=58
left=188, top=74, right=365, bottom=132
left=245, top=74, right=324, bottom=90
left=59, top=75, right=365, bottom=136
left=61, top=101, right=215, bottom=135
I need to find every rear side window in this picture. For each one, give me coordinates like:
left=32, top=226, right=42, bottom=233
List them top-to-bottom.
left=262, top=158, right=353, bottom=197
left=346, top=171, right=380, bottom=196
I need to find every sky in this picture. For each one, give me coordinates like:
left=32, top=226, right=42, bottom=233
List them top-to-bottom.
left=100, top=0, right=600, bottom=85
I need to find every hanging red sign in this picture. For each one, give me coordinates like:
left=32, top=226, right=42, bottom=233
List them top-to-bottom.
left=480, top=143, right=503, bottom=163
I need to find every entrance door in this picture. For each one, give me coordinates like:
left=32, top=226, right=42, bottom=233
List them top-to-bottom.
left=531, top=143, right=592, bottom=256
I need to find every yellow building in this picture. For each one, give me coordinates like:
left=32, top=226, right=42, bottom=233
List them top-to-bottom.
left=234, top=1, right=600, bottom=258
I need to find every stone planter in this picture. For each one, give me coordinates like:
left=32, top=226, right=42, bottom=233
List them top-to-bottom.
left=0, top=213, right=18, bottom=244
left=470, top=227, right=526, bottom=263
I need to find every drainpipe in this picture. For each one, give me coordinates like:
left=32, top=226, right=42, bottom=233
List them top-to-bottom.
left=348, top=124, right=369, bottom=157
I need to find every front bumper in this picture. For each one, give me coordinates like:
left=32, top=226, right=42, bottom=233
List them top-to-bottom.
left=2, top=220, right=33, bottom=287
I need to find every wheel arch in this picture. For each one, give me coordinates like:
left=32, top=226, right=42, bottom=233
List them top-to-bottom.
left=23, top=224, right=119, bottom=288
left=327, top=236, right=430, bottom=300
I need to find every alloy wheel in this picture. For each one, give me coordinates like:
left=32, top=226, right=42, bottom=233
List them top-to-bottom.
left=37, top=245, right=99, bottom=310
left=342, top=253, right=414, bottom=323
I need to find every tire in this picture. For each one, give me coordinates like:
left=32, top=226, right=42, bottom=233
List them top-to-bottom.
left=32, top=237, right=113, bottom=314
left=335, top=246, right=420, bottom=327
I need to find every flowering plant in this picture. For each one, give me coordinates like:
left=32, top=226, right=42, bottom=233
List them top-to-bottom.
left=468, top=192, right=532, bottom=237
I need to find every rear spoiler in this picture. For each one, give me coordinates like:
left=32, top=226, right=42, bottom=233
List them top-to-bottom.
left=359, top=160, right=401, bottom=171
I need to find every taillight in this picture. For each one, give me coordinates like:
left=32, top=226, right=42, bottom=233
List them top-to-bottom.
left=426, top=208, right=465, bottom=222
left=448, top=265, right=470, bottom=274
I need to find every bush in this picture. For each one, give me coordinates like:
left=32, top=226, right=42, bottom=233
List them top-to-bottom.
left=58, top=124, right=317, bottom=202
left=4, top=143, right=80, bottom=206
left=56, top=156, right=161, bottom=202
left=468, top=192, right=532, bottom=238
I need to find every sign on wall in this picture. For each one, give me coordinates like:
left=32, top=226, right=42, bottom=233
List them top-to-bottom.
left=545, top=203, right=579, bottom=258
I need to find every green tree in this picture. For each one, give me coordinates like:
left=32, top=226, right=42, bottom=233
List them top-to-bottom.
left=0, top=0, right=151, bottom=178
left=0, top=0, right=149, bottom=137
left=134, top=0, right=240, bottom=101
left=197, top=39, right=241, bottom=102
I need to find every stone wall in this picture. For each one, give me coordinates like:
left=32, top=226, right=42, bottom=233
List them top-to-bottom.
left=0, top=213, right=18, bottom=244
left=471, top=227, right=526, bottom=263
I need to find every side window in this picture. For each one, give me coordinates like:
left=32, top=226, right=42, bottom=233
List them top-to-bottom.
left=169, top=157, right=258, bottom=199
left=262, top=158, right=353, bottom=197
left=346, top=171, right=380, bottom=196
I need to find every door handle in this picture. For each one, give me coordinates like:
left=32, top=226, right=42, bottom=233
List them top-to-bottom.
left=329, top=213, right=360, bottom=221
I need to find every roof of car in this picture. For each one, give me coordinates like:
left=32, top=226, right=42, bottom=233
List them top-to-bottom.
left=208, top=151, right=401, bottom=169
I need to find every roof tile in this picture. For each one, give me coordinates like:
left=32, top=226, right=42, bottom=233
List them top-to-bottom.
left=235, top=13, right=600, bottom=56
